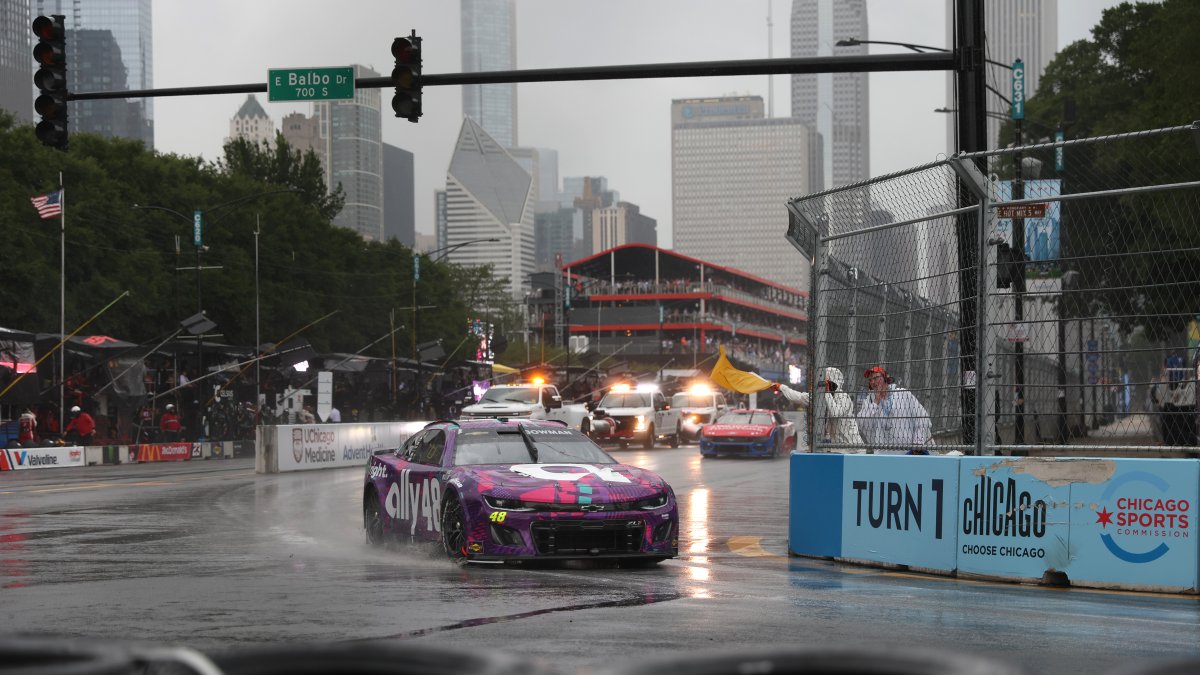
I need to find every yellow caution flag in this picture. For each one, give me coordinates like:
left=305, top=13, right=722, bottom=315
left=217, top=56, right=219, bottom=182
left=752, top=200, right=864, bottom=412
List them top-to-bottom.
left=709, top=345, right=773, bottom=394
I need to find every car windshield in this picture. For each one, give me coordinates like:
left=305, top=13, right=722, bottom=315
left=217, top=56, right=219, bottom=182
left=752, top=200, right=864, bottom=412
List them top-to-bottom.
left=477, top=387, right=539, bottom=404
left=600, top=393, right=652, bottom=408
left=672, top=393, right=712, bottom=408
left=716, top=411, right=773, bottom=425
left=453, top=427, right=617, bottom=465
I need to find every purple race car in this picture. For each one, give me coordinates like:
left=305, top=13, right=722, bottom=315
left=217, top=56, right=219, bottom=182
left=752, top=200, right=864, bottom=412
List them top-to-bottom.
left=362, top=418, right=679, bottom=565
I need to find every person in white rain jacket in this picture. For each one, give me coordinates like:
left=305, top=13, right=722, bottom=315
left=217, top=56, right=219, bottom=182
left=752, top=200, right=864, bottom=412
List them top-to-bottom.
left=856, top=366, right=933, bottom=454
left=776, top=367, right=865, bottom=452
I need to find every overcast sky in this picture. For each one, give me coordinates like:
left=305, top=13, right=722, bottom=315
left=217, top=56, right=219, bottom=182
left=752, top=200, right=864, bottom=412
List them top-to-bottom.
left=152, top=1, right=1116, bottom=246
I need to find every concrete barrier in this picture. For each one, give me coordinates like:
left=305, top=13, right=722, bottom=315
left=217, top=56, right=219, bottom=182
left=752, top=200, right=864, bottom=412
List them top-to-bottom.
left=256, top=421, right=429, bottom=474
left=789, top=453, right=1200, bottom=594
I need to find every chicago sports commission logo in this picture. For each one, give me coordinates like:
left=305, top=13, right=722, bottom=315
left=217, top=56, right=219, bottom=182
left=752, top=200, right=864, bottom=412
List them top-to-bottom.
left=1094, top=471, right=1190, bottom=564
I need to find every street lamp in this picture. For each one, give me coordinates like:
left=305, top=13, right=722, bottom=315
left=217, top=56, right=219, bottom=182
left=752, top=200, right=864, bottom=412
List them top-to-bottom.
left=836, top=37, right=1013, bottom=69
left=133, top=188, right=300, bottom=404
left=410, top=237, right=500, bottom=403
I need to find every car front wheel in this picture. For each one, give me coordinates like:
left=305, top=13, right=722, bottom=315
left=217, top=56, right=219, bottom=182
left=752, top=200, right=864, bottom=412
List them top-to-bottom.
left=643, top=424, right=655, bottom=449
left=440, top=497, right=469, bottom=564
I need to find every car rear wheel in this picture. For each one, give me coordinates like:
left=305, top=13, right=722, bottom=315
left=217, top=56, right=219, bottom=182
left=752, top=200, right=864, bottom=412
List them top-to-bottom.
left=643, top=424, right=655, bottom=449
left=669, top=424, right=681, bottom=448
left=363, top=488, right=384, bottom=546
left=440, top=497, right=469, bottom=564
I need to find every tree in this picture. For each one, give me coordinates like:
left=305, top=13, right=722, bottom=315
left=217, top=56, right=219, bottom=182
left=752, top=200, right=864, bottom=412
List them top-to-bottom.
left=1015, top=0, right=1200, bottom=340
left=219, top=135, right=344, bottom=222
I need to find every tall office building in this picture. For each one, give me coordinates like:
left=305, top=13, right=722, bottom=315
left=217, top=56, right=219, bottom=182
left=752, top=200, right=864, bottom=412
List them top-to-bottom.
left=1, top=0, right=32, bottom=124
left=36, top=0, right=153, bottom=147
left=461, top=0, right=517, bottom=148
left=791, top=0, right=868, bottom=191
left=945, top=0, right=1058, bottom=152
left=313, top=64, right=384, bottom=241
left=227, top=95, right=274, bottom=147
left=671, top=96, right=812, bottom=291
left=443, top=117, right=535, bottom=299
left=383, top=143, right=415, bottom=245
left=562, top=176, right=617, bottom=262
left=592, top=201, right=657, bottom=251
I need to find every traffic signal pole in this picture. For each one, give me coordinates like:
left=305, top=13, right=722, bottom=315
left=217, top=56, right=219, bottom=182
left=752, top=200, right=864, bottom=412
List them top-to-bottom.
left=67, top=52, right=954, bottom=103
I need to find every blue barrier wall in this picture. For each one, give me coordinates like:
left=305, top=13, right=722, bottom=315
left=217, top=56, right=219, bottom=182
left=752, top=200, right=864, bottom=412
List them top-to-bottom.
left=789, top=454, right=1199, bottom=593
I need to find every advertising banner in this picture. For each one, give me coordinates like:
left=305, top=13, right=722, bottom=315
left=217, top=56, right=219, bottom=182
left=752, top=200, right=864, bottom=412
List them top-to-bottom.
left=276, top=421, right=427, bottom=472
left=135, top=443, right=192, bottom=462
left=0, top=446, right=84, bottom=471
left=839, top=455, right=960, bottom=570
left=956, top=457, right=1073, bottom=579
left=1067, top=459, right=1198, bottom=591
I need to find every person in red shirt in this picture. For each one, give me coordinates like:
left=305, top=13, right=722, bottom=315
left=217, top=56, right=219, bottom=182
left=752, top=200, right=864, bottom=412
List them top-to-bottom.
left=159, top=404, right=183, bottom=442
left=64, top=405, right=95, bottom=446
left=17, top=409, right=37, bottom=446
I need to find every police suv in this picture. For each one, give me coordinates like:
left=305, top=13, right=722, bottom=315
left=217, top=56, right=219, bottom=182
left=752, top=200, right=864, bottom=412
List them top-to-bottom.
left=460, top=380, right=591, bottom=431
left=587, top=383, right=682, bottom=449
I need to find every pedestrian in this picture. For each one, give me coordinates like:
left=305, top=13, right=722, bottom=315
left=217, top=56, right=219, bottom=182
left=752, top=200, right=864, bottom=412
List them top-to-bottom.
left=1154, top=353, right=1196, bottom=448
left=856, top=366, right=933, bottom=455
left=775, top=367, right=864, bottom=452
left=159, top=403, right=183, bottom=442
left=297, top=404, right=316, bottom=425
left=64, top=405, right=96, bottom=446
left=327, top=405, right=341, bottom=423
left=17, top=408, right=37, bottom=446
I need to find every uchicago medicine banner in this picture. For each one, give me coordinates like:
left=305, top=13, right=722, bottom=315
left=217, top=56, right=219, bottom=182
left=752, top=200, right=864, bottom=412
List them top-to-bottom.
left=274, top=421, right=428, bottom=472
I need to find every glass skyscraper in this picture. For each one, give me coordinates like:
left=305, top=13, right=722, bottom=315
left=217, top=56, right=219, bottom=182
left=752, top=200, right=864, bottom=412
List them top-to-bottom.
left=0, top=0, right=32, bottom=124
left=35, top=0, right=153, bottom=147
left=461, top=0, right=517, bottom=148
left=313, top=64, right=384, bottom=241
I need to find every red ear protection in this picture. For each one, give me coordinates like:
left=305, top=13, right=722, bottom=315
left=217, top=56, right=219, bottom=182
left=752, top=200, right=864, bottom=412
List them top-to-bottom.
left=864, top=367, right=893, bottom=384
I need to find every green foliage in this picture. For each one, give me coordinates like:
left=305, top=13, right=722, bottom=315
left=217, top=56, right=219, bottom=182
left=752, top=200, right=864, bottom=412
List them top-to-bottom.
left=1015, top=0, right=1200, bottom=340
left=0, top=114, right=486, bottom=360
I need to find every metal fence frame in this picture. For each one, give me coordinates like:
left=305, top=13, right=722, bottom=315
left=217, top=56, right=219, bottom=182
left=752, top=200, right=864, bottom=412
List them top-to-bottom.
left=787, top=121, right=1200, bottom=456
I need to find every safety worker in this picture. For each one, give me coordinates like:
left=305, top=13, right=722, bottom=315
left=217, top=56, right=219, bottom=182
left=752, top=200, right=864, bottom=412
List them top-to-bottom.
left=857, top=366, right=933, bottom=454
left=775, top=367, right=864, bottom=452
left=159, top=403, right=183, bottom=442
left=64, top=405, right=96, bottom=446
left=17, top=408, right=37, bottom=446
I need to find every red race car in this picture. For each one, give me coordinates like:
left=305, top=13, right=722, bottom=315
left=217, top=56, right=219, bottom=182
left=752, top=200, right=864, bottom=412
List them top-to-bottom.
left=698, top=409, right=796, bottom=459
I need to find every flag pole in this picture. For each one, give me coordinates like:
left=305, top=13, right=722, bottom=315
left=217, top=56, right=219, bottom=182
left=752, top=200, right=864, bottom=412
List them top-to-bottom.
left=59, top=174, right=65, bottom=432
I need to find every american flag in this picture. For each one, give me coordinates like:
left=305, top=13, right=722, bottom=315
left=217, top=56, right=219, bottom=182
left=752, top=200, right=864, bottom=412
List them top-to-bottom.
left=30, top=190, right=63, bottom=219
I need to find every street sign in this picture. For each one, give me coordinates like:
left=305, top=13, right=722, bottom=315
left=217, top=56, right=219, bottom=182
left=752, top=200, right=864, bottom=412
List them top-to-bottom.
left=1011, top=59, right=1025, bottom=120
left=268, top=67, right=354, bottom=102
left=1055, top=130, right=1065, bottom=172
left=997, top=203, right=1046, bottom=219
left=193, top=209, right=202, bottom=247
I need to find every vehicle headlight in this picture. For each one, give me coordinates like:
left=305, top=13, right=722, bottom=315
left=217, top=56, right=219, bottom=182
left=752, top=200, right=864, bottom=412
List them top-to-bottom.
left=688, top=414, right=700, bottom=424
left=634, top=415, right=646, bottom=431
left=637, top=494, right=668, bottom=510
left=483, top=495, right=534, bottom=511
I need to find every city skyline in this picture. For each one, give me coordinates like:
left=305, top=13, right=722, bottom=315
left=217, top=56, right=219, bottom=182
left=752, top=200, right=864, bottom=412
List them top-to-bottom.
left=139, top=1, right=1112, bottom=250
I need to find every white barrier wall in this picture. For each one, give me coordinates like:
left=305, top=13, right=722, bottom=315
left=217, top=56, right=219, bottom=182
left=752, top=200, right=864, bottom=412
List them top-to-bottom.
left=257, top=421, right=429, bottom=473
left=0, top=446, right=85, bottom=471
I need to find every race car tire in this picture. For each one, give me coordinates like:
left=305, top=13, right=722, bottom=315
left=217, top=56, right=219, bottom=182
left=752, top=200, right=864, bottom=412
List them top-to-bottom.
left=581, top=418, right=591, bottom=438
left=643, top=424, right=655, bottom=449
left=669, top=424, right=681, bottom=448
left=619, top=441, right=629, bottom=450
left=363, top=487, right=385, bottom=546
left=440, top=497, right=469, bottom=565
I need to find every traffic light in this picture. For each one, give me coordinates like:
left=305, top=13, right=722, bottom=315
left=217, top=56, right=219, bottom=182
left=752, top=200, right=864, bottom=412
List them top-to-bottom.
left=32, top=14, right=68, bottom=150
left=391, top=31, right=422, bottom=123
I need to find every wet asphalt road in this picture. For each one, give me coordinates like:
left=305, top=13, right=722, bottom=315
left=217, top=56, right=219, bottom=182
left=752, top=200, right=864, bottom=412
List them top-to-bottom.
left=2, top=446, right=1200, bottom=675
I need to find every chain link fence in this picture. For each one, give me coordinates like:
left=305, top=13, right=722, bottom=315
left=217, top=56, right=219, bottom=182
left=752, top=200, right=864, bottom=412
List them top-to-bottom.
left=787, top=121, right=1200, bottom=456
